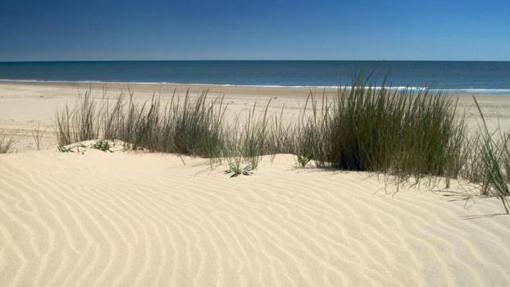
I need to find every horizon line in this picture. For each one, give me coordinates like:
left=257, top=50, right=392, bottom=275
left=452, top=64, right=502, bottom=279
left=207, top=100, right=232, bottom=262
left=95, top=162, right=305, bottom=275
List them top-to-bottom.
left=2, top=59, right=510, bottom=63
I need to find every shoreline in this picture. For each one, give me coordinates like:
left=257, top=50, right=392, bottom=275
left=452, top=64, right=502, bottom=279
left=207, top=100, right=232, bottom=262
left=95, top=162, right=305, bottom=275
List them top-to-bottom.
left=2, top=79, right=510, bottom=96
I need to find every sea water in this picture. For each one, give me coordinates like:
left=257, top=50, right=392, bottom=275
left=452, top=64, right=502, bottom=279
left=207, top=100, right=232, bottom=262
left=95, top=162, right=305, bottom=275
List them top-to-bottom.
left=1, top=60, right=510, bottom=95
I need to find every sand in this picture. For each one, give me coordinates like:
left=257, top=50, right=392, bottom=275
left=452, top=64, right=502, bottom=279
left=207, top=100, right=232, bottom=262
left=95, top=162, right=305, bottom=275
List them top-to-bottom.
left=1, top=81, right=510, bottom=151
left=1, top=82, right=510, bottom=286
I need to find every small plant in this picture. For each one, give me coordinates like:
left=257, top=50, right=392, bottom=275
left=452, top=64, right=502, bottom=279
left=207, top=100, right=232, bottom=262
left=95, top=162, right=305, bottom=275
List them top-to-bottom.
left=32, top=125, right=44, bottom=150
left=0, top=137, right=14, bottom=153
left=94, top=140, right=111, bottom=152
left=57, top=145, right=73, bottom=153
left=296, top=155, right=311, bottom=168
left=225, top=159, right=254, bottom=177
left=225, top=163, right=253, bottom=177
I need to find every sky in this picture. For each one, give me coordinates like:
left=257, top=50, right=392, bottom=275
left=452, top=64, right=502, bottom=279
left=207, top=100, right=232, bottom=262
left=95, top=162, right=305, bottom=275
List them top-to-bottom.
left=1, top=0, right=509, bottom=61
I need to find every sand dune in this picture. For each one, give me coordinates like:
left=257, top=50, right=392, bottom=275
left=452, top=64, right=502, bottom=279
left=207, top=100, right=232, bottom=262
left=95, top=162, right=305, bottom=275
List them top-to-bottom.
left=2, top=82, right=510, bottom=286
left=1, top=151, right=510, bottom=286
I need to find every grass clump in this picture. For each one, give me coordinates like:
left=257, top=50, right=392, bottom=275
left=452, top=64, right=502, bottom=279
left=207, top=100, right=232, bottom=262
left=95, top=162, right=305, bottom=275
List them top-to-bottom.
left=294, top=79, right=467, bottom=184
left=55, top=89, right=227, bottom=160
left=55, top=90, right=99, bottom=146
left=121, top=90, right=227, bottom=160
left=294, top=92, right=329, bottom=167
left=472, top=97, right=510, bottom=213
left=237, top=101, right=271, bottom=169
left=0, top=136, right=14, bottom=153
left=94, top=140, right=111, bottom=152
left=57, top=145, right=73, bottom=153
left=296, top=155, right=311, bottom=168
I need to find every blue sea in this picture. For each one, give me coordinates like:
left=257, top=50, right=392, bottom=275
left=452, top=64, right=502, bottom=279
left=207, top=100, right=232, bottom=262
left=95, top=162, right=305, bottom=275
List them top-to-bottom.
left=1, top=61, right=510, bottom=94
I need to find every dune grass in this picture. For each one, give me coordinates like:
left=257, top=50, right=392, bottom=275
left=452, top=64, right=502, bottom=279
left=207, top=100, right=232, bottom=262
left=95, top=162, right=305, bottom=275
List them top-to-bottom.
left=53, top=79, right=510, bottom=211
left=52, top=81, right=468, bottom=181
left=293, top=81, right=467, bottom=186
left=55, top=90, right=99, bottom=146
left=56, top=90, right=228, bottom=159
left=115, top=91, right=227, bottom=158
left=471, top=97, right=510, bottom=213
left=31, top=125, right=44, bottom=150
left=0, top=136, right=14, bottom=153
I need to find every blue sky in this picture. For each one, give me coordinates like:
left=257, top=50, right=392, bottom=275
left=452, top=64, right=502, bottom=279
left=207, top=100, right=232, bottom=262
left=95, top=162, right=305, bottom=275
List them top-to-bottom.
left=1, top=0, right=509, bottom=61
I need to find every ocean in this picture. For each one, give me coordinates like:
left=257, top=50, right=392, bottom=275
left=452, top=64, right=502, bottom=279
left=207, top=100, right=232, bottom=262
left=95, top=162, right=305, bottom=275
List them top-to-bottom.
left=1, top=60, right=510, bottom=94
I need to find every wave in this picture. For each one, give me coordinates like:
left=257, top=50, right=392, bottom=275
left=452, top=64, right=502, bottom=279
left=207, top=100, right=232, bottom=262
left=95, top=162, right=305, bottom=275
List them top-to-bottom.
left=0, top=78, right=342, bottom=89
left=1, top=78, right=510, bottom=95
left=446, top=88, right=510, bottom=94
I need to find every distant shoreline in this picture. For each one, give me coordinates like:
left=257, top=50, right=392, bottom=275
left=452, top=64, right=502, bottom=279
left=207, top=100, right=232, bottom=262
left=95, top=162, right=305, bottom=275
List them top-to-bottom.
left=0, top=79, right=341, bottom=89
left=1, top=79, right=510, bottom=96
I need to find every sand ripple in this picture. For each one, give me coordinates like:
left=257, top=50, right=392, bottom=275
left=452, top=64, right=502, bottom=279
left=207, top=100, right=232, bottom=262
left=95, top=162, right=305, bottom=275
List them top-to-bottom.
left=1, top=151, right=510, bottom=286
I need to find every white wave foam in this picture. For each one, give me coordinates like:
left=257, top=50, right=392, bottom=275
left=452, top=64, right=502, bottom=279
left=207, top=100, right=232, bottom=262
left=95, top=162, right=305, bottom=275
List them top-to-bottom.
left=1, top=79, right=510, bottom=95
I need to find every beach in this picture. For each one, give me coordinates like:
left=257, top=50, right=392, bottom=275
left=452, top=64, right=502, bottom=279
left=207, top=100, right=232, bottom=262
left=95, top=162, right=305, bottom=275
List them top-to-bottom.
left=1, top=81, right=510, bottom=286
left=2, top=81, right=510, bottom=151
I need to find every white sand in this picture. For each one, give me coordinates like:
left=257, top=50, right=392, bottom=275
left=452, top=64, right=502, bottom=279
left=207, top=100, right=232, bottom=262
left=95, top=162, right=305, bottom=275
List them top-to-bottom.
left=1, top=81, right=510, bottom=151
left=1, top=82, right=510, bottom=286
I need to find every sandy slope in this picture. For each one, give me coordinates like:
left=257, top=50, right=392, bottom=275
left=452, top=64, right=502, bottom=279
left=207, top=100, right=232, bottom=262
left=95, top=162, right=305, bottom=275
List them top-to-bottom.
left=1, top=151, right=510, bottom=286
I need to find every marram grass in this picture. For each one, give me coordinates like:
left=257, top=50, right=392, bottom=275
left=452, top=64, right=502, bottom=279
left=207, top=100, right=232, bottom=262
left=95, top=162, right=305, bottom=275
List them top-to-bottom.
left=53, top=79, right=510, bottom=212
left=294, top=81, right=467, bottom=184
left=471, top=97, right=510, bottom=213
left=0, top=136, right=14, bottom=153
